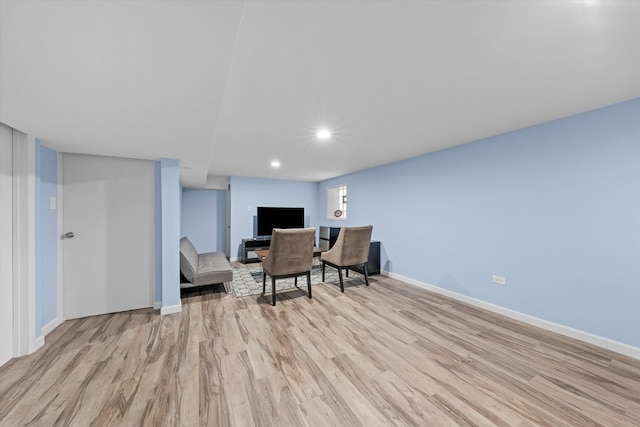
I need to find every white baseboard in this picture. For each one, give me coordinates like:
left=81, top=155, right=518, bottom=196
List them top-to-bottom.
left=230, top=256, right=240, bottom=262
left=382, top=270, right=640, bottom=361
left=153, top=301, right=162, bottom=310
left=160, top=303, right=182, bottom=316
left=30, top=317, right=63, bottom=355
left=41, top=317, right=63, bottom=336
left=33, top=335, right=45, bottom=352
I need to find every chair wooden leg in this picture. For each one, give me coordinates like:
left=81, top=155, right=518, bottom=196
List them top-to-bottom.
left=322, top=262, right=326, bottom=281
left=363, top=262, right=369, bottom=286
left=338, top=267, right=344, bottom=292
left=346, top=268, right=349, bottom=278
left=306, top=271, right=312, bottom=298
left=263, top=272, right=266, bottom=293
left=272, top=277, right=276, bottom=306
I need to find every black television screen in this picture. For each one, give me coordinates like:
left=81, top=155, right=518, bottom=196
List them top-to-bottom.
left=257, top=207, right=304, bottom=237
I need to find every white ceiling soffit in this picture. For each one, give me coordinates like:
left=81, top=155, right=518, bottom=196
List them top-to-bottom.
left=0, top=0, right=243, bottom=187
left=1, top=1, right=639, bottom=187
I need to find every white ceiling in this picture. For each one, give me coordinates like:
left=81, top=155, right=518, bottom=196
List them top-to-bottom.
left=1, top=0, right=639, bottom=187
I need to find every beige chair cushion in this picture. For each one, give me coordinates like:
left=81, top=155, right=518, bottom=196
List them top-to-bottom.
left=321, top=225, right=373, bottom=267
left=262, top=228, right=315, bottom=277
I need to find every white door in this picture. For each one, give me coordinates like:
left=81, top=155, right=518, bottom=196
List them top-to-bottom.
left=0, top=123, right=14, bottom=366
left=62, top=154, right=154, bottom=319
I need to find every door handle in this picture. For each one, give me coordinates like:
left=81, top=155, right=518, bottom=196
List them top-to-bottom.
left=63, top=232, right=75, bottom=239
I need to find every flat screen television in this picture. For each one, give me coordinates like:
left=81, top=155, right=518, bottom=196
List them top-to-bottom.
left=257, top=207, right=304, bottom=237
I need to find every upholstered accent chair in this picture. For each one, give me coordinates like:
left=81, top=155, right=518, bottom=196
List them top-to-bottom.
left=321, top=225, right=373, bottom=292
left=262, top=228, right=316, bottom=306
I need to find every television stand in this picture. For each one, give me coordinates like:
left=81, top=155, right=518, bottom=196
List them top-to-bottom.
left=241, top=238, right=271, bottom=263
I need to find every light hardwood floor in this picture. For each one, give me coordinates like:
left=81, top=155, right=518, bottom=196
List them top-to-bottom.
left=1, top=266, right=639, bottom=426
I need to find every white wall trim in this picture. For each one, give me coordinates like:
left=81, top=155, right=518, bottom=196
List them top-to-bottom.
left=0, top=123, right=14, bottom=367
left=13, top=131, right=37, bottom=356
left=382, top=270, right=640, bottom=361
left=153, top=301, right=162, bottom=310
left=160, top=303, right=182, bottom=315
left=41, top=316, right=63, bottom=337
left=34, top=335, right=44, bottom=350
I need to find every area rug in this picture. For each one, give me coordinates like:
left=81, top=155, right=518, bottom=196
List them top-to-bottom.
left=231, top=264, right=364, bottom=298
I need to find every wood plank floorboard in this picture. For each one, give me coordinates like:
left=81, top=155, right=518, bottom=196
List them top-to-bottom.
left=1, top=265, right=639, bottom=426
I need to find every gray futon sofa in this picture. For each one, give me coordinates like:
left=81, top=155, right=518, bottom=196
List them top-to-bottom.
left=179, top=237, right=233, bottom=293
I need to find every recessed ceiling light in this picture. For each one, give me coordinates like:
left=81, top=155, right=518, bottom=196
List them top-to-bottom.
left=316, top=129, right=332, bottom=140
left=270, top=160, right=281, bottom=168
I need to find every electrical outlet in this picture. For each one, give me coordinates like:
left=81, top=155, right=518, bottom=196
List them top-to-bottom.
left=492, top=275, right=506, bottom=285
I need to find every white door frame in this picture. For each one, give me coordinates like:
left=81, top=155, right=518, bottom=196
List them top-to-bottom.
left=0, top=123, right=14, bottom=366
left=12, top=130, right=39, bottom=357
left=56, top=154, right=64, bottom=324
left=226, top=183, right=231, bottom=258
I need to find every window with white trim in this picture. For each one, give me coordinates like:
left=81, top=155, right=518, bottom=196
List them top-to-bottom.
left=327, top=185, right=347, bottom=220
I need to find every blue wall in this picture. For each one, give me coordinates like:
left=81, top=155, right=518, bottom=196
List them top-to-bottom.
left=318, top=98, right=640, bottom=348
left=35, top=141, right=58, bottom=335
left=229, top=176, right=318, bottom=259
left=181, top=188, right=227, bottom=254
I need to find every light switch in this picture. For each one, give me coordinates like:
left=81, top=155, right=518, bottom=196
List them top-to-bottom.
left=50, top=197, right=57, bottom=210
left=492, top=275, right=506, bottom=285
